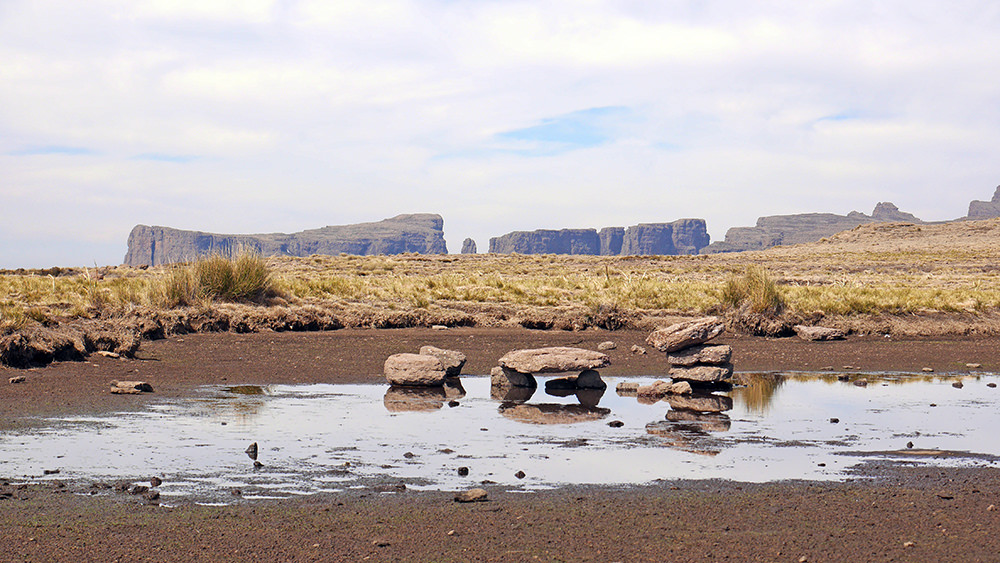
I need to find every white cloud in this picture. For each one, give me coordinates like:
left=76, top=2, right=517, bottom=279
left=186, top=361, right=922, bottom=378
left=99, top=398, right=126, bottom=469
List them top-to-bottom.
left=1, top=0, right=999, bottom=267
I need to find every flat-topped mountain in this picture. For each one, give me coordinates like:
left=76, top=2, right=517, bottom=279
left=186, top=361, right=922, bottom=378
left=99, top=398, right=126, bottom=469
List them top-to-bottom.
left=702, top=202, right=923, bottom=254
left=124, top=214, right=447, bottom=266
left=489, top=219, right=710, bottom=256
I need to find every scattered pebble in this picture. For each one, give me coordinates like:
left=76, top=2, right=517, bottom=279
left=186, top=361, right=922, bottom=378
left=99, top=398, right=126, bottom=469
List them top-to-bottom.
left=431, top=325, right=448, bottom=331
left=597, top=341, right=617, bottom=351
left=630, top=345, right=647, bottom=355
left=96, top=350, right=120, bottom=359
left=966, top=363, right=982, bottom=369
left=820, top=366, right=833, bottom=371
left=922, top=367, right=934, bottom=373
left=837, top=374, right=850, bottom=381
left=8, top=376, right=26, bottom=384
left=952, top=381, right=964, bottom=389
left=988, top=383, right=997, bottom=388
left=448, top=401, right=460, bottom=407
left=930, top=403, right=937, bottom=407
left=829, top=418, right=840, bottom=424
left=608, top=420, right=624, bottom=428
left=906, top=441, right=914, bottom=449
left=245, top=442, right=258, bottom=461
left=403, top=452, right=416, bottom=459
left=253, top=461, right=264, bottom=468
left=817, top=463, right=826, bottom=467
left=457, top=467, right=469, bottom=477
left=43, top=469, right=60, bottom=475
left=514, top=470, right=526, bottom=479
left=150, top=476, right=162, bottom=487
left=130, top=485, right=149, bottom=495
left=454, top=488, right=488, bottom=503
left=231, top=489, right=242, bottom=496
left=936, top=492, right=954, bottom=500
left=988, top=504, right=996, bottom=512
left=447, top=530, right=456, bottom=536
left=903, top=541, right=915, bottom=548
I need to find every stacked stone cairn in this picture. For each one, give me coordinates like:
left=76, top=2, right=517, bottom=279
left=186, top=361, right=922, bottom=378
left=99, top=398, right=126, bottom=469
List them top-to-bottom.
left=383, top=346, right=467, bottom=412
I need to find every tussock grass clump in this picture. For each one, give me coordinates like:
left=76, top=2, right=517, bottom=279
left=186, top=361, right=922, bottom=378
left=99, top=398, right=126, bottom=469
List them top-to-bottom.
left=148, top=253, right=278, bottom=307
left=721, top=266, right=785, bottom=315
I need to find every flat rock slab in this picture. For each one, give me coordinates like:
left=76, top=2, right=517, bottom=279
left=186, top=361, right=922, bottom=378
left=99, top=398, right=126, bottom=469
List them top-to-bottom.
left=646, top=317, right=725, bottom=353
left=794, top=325, right=846, bottom=341
left=667, top=344, right=732, bottom=367
left=419, top=346, right=466, bottom=376
left=498, top=347, right=609, bottom=374
left=384, top=353, right=446, bottom=386
left=669, top=364, right=734, bottom=383
left=110, top=380, right=153, bottom=394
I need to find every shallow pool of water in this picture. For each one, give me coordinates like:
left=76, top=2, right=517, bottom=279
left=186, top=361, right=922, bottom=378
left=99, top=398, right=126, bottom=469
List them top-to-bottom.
left=2, top=372, right=998, bottom=502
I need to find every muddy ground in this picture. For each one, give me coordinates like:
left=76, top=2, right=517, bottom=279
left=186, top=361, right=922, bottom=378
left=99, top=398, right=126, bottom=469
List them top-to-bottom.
left=2, top=328, right=1000, bottom=562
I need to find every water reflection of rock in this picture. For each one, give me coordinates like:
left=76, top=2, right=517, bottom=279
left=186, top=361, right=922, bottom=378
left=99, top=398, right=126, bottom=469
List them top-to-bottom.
left=491, top=385, right=536, bottom=402
left=383, top=386, right=448, bottom=412
left=544, top=387, right=606, bottom=407
left=665, top=393, right=733, bottom=413
left=498, top=402, right=611, bottom=424
left=666, top=410, right=732, bottom=432
left=644, top=421, right=722, bottom=456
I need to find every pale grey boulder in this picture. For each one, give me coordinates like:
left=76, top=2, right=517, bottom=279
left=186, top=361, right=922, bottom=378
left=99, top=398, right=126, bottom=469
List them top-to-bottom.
left=646, top=317, right=725, bottom=353
left=667, top=344, right=732, bottom=367
left=419, top=345, right=467, bottom=376
left=384, top=353, right=446, bottom=386
left=668, top=364, right=734, bottom=383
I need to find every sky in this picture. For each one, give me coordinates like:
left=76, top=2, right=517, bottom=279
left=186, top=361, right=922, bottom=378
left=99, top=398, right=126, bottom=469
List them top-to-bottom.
left=2, top=0, right=999, bottom=268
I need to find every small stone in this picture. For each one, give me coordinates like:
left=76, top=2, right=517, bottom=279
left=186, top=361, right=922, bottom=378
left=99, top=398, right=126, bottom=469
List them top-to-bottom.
left=431, top=325, right=448, bottom=331
left=793, top=325, right=845, bottom=341
left=597, top=341, right=616, bottom=351
left=630, top=345, right=646, bottom=355
left=96, top=350, right=120, bottom=358
left=966, top=363, right=982, bottom=369
left=820, top=366, right=833, bottom=371
left=922, top=367, right=934, bottom=373
left=837, top=374, right=850, bottom=381
left=8, top=376, right=26, bottom=384
left=853, top=379, right=868, bottom=387
left=110, top=380, right=153, bottom=394
left=952, top=381, right=964, bottom=389
left=988, top=383, right=997, bottom=388
left=930, top=403, right=937, bottom=407
left=830, top=418, right=840, bottom=424
left=608, top=420, right=624, bottom=428
left=906, top=441, right=914, bottom=449
left=245, top=442, right=258, bottom=461
left=403, top=452, right=416, bottom=459
left=253, top=461, right=264, bottom=468
left=457, top=467, right=469, bottom=476
left=43, top=469, right=60, bottom=475
left=514, top=470, right=526, bottom=479
left=150, top=476, right=162, bottom=487
left=130, top=485, right=149, bottom=495
left=454, top=488, right=488, bottom=503
left=231, top=489, right=242, bottom=496
left=143, top=490, right=160, bottom=502
left=936, top=492, right=954, bottom=500
left=988, top=504, right=996, bottom=511
left=447, top=530, right=456, bottom=536
left=372, top=539, right=391, bottom=547
left=903, top=541, right=915, bottom=548
left=799, top=557, right=808, bottom=563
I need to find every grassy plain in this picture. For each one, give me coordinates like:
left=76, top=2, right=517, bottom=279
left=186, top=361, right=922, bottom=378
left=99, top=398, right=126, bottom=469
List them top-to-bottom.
left=3, top=219, right=1000, bottom=337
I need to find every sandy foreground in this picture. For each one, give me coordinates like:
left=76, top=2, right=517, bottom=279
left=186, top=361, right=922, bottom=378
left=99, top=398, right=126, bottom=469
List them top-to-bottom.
left=2, top=327, right=1000, bottom=562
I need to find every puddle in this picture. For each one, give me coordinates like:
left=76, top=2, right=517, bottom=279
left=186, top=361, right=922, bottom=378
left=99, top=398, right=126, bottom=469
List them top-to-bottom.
left=2, top=372, right=999, bottom=503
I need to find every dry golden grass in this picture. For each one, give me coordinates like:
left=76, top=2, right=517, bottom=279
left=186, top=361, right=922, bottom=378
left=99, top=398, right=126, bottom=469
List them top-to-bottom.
left=3, top=218, right=1000, bottom=336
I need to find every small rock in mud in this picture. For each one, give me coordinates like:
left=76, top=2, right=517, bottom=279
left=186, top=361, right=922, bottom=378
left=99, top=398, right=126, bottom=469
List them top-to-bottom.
left=597, top=341, right=616, bottom=351
left=630, top=345, right=646, bottom=355
left=966, top=363, right=982, bottom=369
left=820, top=366, right=833, bottom=371
left=922, top=367, right=934, bottom=373
left=837, top=374, right=850, bottom=381
left=8, top=376, right=26, bottom=384
left=853, top=379, right=868, bottom=387
left=952, top=381, right=964, bottom=389
left=989, top=383, right=997, bottom=388
left=448, top=400, right=460, bottom=407
left=930, top=403, right=937, bottom=407
left=830, top=418, right=840, bottom=424
left=608, top=420, right=625, bottom=428
left=907, top=441, right=914, bottom=449
left=245, top=442, right=258, bottom=461
left=439, top=448, right=455, bottom=454
left=403, top=452, right=416, bottom=459
left=253, top=461, right=264, bottom=468
left=457, top=467, right=470, bottom=476
left=43, top=469, right=60, bottom=475
left=514, top=471, right=526, bottom=479
left=150, top=476, right=162, bottom=487
left=113, top=480, right=131, bottom=493
left=91, top=482, right=112, bottom=490
left=375, top=483, right=407, bottom=493
left=129, top=485, right=149, bottom=495
left=454, top=488, right=488, bottom=503
left=231, top=489, right=242, bottom=496
left=143, top=490, right=160, bottom=502
left=936, top=492, right=954, bottom=500
left=372, top=538, right=391, bottom=547
left=903, top=541, right=915, bottom=548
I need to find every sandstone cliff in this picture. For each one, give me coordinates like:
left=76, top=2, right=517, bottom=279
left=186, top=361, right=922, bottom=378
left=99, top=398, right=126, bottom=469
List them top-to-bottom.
left=966, top=186, right=1000, bottom=219
left=702, top=203, right=923, bottom=254
left=124, top=214, right=448, bottom=266
left=489, top=219, right=710, bottom=256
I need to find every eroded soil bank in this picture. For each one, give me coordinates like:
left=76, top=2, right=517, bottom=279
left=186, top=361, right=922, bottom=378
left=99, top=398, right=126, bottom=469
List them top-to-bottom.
left=2, top=328, right=999, bottom=562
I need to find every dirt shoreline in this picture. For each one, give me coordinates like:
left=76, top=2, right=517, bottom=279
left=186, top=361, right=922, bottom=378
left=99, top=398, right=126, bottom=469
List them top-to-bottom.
left=2, top=328, right=1000, bottom=562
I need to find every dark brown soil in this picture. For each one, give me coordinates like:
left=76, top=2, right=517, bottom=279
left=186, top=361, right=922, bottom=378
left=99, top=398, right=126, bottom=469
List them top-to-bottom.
left=2, top=328, right=999, bottom=562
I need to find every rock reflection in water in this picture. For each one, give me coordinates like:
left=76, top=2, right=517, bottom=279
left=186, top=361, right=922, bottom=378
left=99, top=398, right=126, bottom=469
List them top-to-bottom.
left=443, top=378, right=466, bottom=400
left=491, top=385, right=536, bottom=402
left=383, top=386, right=448, bottom=412
left=544, top=387, right=606, bottom=407
left=665, top=393, right=734, bottom=413
left=498, top=402, right=611, bottom=424
left=666, top=410, right=732, bottom=432
left=645, top=421, right=722, bottom=456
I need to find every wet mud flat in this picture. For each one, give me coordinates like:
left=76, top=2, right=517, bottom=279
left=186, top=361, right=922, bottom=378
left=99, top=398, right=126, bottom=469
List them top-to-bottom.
left=3, top=372, right=999, bottom=505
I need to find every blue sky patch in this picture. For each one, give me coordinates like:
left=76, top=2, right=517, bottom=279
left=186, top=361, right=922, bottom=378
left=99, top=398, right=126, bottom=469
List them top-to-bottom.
left=495, top=106, right=631, bottom=153
left=9, top=145, right=96, bottom=156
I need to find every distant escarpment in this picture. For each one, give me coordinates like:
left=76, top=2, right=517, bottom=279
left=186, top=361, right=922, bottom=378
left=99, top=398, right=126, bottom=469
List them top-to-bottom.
left=965, top=186, right=1000, bottom=220
left=702, top=203, right=923, bottom=254
left=124, top=214, right=448, bottom=267
left=489, top=219, right=710, bottom=256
